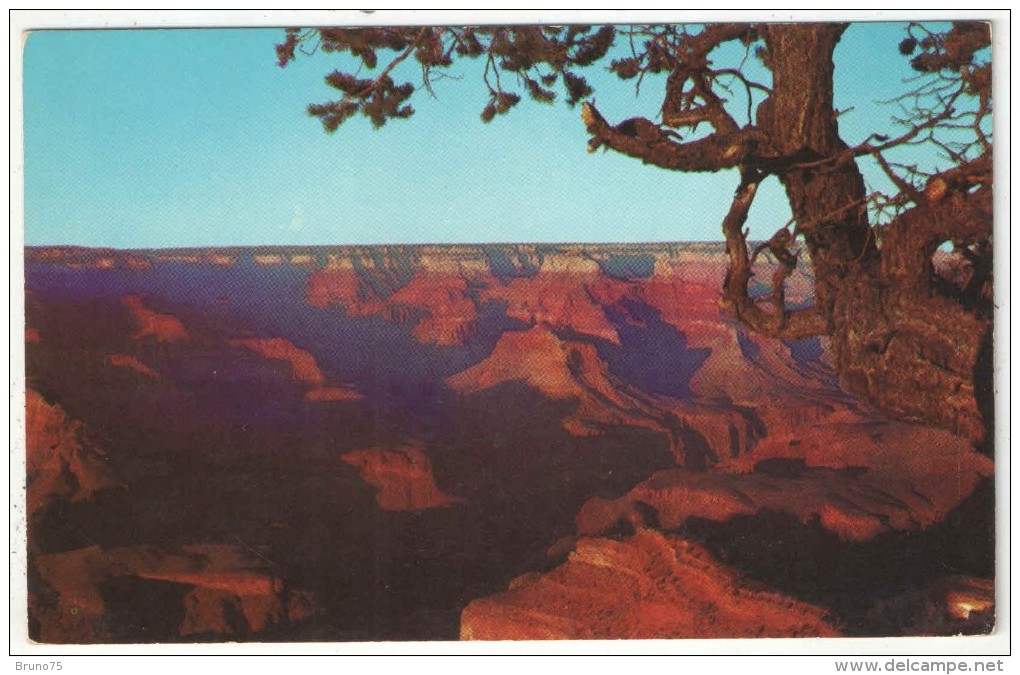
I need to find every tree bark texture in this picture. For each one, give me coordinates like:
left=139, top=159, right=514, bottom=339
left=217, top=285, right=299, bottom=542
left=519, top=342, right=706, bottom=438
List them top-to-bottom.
left=581, top=23, right=992, bottom=443
left=758, top=24, right=878, bottom=325
left=760, top=25, right=991, bottom=444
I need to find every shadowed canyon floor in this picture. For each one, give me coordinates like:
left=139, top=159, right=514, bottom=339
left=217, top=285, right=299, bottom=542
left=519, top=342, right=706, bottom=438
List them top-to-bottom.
left=21, top=244, right=994, bottom=642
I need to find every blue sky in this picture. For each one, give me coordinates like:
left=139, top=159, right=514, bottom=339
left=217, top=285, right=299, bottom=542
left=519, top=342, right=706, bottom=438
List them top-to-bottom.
left=22, top=22, right=949, bottom=248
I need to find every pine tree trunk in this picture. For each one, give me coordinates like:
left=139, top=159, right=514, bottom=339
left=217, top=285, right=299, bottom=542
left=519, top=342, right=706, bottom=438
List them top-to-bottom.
left=760, top=24, right=992, bottom=444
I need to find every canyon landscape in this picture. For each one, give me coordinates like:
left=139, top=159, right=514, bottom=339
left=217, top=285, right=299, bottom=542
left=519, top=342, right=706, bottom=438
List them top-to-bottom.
left=21, top=243, right=995, bottom=643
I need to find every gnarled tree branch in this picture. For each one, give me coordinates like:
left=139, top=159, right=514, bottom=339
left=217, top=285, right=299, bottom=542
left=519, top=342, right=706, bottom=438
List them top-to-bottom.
left=581, top=102, right=761, bottom=173
left=881, top=167, right=992, bottom=293
left=719, top=170, right=828, bottom=340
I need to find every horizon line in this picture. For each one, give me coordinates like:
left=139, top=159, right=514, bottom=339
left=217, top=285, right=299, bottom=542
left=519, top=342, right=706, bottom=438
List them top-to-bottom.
left=24, top=240, right=739, bottom=253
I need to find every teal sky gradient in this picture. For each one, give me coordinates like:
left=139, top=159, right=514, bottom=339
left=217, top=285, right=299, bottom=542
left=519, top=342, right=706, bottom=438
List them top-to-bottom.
left=23, top=23, right=944, bottom=248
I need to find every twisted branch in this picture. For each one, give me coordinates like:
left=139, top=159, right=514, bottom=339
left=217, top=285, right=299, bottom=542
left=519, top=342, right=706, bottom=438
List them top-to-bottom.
left=581, top=102, right=761, bottom=173
left=719, top=170, right=828, bottom=339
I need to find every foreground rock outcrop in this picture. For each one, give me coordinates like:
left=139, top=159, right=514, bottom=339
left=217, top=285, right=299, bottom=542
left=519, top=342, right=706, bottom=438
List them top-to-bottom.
left=25, top=389, right=121, bottom=521
left=460, top=407, right=993, bottom=638
left=574, top=419, right=992, bottom=543
left=461, top=529, right=839, bottom=639
left=30, top=544, right=317, bottom=643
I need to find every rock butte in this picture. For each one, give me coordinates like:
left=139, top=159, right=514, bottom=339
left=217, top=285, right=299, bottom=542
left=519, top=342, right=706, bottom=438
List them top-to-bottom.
left=481, top=271, right=622, bottom=345
left=122, top=295, right=189, bottom=342
left=229, top=336, right=362, bottom=400
left=229, top=337, right=328, bottom=386
left=341, top=444, right=463, bottom=511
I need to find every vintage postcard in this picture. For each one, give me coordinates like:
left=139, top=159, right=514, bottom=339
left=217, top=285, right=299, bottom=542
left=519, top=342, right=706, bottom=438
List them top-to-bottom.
left=12, top=11, right=1005, bottom=655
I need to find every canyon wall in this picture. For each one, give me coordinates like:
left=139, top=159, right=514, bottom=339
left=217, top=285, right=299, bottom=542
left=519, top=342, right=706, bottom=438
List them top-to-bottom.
left=23, top=243, right=993, bottom=642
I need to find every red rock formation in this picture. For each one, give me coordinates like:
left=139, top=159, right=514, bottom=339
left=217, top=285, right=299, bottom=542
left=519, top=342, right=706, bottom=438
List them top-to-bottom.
left=26, top=245, right=994, bottom=642
left=304, top=249, right=816, bottom=363
left=301, top=250, right=734, bottom=355
left=307, top=253, right=843, bottom=449
left=306, top=254, right=652, bottom=348
left=306, top=269, right=375, bottom=311
left=307, top=269, right=481, bottom=346
left=481, top=271, right=621, bottom=345
left=589, top=273, right=844, bottom=435
left=390, top=274, right=479, bottom=346
left=122, top=295, right=189, bottom=342
left=455, top=303, right=992, bottom=638
left=446, top=325, right=756, bottom=465
left=448, top=325, right=660, bottom=436
left=448, top=325, right=600, bottom=400
left=229, top=337, right=363, bottom=402
left=229, top=337, right=327, bottom=385
left=107, top=353, right=160, bottom=380
left=304, top=386, right=364, bottom=402
left=25, top=389, right=121, bottom=520
left=575, top=421, right=992, bottom=543
left=341, top=444, right=462, bottom=511
left=460, top=529, right=839, bottom=640
left=29, top=544, right=317, bottom=643
left=178, top=586, right=317, bottom=637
